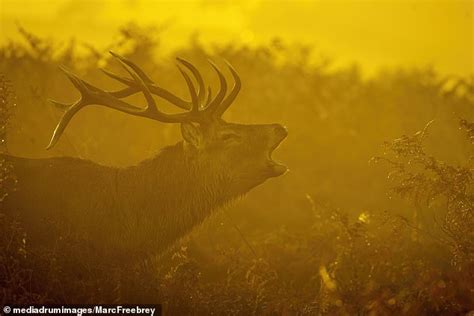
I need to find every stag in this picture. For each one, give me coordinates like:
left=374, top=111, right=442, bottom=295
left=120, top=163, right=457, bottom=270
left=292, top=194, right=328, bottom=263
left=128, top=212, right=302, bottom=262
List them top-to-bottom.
left=2, top=52, right=287, bottom=260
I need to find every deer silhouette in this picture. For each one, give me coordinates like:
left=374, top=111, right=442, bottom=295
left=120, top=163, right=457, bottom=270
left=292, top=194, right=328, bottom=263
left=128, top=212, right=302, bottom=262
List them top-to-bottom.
left=2, top=52, right=288, bottom=260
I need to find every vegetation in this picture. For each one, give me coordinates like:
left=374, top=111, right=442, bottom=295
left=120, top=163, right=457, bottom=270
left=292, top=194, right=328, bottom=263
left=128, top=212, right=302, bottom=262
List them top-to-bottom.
left=1, top=25, right=473, bottom=315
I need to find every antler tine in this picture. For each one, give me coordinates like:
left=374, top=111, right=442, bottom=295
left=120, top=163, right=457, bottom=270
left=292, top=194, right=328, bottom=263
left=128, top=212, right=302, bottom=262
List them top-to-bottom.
left=109, top=51, right=154, bottom=84
left=111, top=53, right=158, bottom=113
left=101, top=55, right=192, bottom=110
left=98, top=57, right=201, bottom=122
left=176, top=57, right=206, bottom=106
left=204, top=60, right=227, bottom=114
left=214, top=60, right=241, bottom=117
left=176, top=65, right=199, bottom=113
left=47, top=66, right=152, bottom=149
left=47, top=66, right=103, bottom=149
left=47, top=67, right=84, bottom=149
left=100, top=67, right=134, bottom=86
left=99, top=68, right=144, bottom=98
left=101, top=68, right=191, bottom=110
left=206, top=86, right=212, bottom=106
left=49, top=98, right=72, bottom=110
left=47, top=101, right=84, bottom=149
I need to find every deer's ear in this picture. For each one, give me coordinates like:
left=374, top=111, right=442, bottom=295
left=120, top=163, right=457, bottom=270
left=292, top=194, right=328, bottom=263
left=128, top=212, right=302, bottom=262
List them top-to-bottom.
left=181, top=122, right=203, bottom=148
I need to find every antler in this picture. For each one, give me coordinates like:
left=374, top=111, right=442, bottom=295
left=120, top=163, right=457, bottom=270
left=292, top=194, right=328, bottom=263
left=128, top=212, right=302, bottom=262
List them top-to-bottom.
left=47, top=51, right=241, bottom=149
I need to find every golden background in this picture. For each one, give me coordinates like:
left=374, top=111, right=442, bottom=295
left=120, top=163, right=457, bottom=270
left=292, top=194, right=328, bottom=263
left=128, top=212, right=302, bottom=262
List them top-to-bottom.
left=0, top=0, right=473, bottom=314
left=2, top=0, right=472, bottom=76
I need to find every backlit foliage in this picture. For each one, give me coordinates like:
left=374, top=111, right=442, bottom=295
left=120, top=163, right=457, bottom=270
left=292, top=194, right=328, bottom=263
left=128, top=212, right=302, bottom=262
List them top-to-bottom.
left=376, top=120, right=474, bottom=266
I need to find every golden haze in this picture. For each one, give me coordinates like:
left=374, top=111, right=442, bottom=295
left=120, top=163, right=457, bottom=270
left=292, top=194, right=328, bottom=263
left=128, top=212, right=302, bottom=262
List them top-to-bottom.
left=1, top=0, right=472, bottom=76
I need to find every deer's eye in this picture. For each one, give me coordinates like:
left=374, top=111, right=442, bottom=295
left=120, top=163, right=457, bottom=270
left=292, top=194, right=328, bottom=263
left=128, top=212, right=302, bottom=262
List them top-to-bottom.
left=220, top=132, right=240, bottom=142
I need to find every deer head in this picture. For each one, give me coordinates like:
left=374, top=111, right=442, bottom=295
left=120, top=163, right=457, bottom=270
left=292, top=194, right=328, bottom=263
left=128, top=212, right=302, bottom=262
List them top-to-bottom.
left=48, top=52, right=287, bottom=193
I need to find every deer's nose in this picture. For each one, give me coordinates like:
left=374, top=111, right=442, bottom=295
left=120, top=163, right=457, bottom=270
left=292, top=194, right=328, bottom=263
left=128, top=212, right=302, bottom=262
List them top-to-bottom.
left=272, top=124, right=288, bottom=139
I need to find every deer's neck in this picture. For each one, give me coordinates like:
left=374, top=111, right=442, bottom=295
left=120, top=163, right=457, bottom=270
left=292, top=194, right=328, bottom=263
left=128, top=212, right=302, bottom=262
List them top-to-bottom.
left=117, top=142, right=231, bottom=255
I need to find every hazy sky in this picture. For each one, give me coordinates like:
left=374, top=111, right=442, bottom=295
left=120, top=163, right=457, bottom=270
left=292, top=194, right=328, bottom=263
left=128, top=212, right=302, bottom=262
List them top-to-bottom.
left=1, top=0, right=472, bottom=77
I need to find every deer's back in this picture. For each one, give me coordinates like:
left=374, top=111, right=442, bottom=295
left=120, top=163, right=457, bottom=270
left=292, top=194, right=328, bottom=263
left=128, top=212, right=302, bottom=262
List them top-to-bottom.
left=1, top=154, right=118, bottom=246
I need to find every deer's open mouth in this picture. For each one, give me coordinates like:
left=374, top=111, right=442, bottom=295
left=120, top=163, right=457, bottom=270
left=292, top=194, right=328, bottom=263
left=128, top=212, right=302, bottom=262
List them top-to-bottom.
left=267, top=127, right=288, bottom=177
